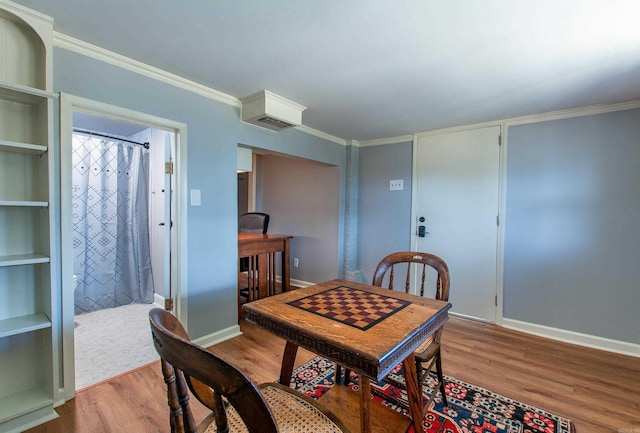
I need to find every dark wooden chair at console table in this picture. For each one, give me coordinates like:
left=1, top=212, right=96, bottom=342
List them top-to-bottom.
left=238, top=212, right=270, bottom=303
left=237, top=233, right=293, bottom=319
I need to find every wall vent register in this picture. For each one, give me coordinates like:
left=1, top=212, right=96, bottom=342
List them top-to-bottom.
left=241, top=90, right=306, bottom=131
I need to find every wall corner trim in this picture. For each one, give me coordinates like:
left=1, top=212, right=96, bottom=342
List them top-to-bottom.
left=502, top=318, right=640, bottom=358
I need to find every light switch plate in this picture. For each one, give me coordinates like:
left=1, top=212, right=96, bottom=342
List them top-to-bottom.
left=390, top=179, right=403, bottom=191
left=190, top=189, right=201, bottom=206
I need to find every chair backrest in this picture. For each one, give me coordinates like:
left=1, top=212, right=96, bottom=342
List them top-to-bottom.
left=239, top=212, right=270, bottom=234
left=372, top=251, right=450, bottom=301
left=149, top=308, right=279, bottom=433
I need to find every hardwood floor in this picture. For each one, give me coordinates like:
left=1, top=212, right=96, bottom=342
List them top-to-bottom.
left=26, top=317, right=639, bottom=433
left=441, top=319, right=639, bottom=433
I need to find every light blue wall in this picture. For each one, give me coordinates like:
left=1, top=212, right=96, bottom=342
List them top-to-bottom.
left=52, top=47, right=640, bottom=347
left=53, top=48, right=346, bottom=338
left=505, top=109, right=640, bottom=344
left=358, top=115, right=640, bottom=347
left=357, top=141, right=413, bottom=283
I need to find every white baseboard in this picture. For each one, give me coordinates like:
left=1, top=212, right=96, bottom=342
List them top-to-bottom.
left=274, top=276, right=314, bottom=288
left=193, top=277, right=311, bottom=348
left=290, top=278, right=314, bottom=288
left=154, top=292, right=241, bottom=348
left=153, top=293, right=165, bottom=306
left=450, top=311, right=494, bottom=324
left=502, top=318, right=640, bottom=358
left=193, top=324, right=242, bottom=349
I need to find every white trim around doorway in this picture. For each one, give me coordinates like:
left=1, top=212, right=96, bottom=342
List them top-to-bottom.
left=59, top=93, right=188, bottom=402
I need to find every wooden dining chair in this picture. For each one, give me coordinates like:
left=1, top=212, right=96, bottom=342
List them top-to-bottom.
left=239, top=212, right=270, bottom=235
left=340, top=251, right=450, bottom=413
left=377, top=252, right=450, bottom=410
left=149, top=308, right=353, bottom=433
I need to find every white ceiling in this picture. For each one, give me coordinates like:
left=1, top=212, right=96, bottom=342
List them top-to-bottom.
left=11, top=0, right=640, bottom=141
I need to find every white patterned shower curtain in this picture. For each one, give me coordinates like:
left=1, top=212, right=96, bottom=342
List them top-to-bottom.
left=72, top=132, right=154, bottom=314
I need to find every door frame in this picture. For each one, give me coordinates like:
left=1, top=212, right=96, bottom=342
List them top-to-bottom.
left=59, top=93, right=188, bottom=401
left=410, top=121, right=506, bottom=325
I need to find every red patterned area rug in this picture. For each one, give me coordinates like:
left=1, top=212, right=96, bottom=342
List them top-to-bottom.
left=289, top=356, right=575, bottom=433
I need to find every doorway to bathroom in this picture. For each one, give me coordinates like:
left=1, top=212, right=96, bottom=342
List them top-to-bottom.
left=59, top=94, right=187, bottom=399
left=71, top=112, right=171, bottom=389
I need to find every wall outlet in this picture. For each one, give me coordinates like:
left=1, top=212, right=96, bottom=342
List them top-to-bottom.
left=390, top=179, right=403, bottom=191
left=293, top=258, right=299, bottom=268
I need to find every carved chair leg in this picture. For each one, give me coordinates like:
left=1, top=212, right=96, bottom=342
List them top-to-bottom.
left=435, top=353, right=447, bottom=407
left=161, top=360, right=186, bottom=433
left=335, top=363, right=343, bottom=385
left=344, top=368, right=353, bottom=386
left=174, top=370, right=197, bottom=432
left=212, top=393, right=228, bottom=432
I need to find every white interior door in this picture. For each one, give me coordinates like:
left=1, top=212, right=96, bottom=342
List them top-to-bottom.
left=413, top=126, right=500, bottom=322
left=149, top=130, right=174, bottom=304
left=163, top=133, right=174, bottom=303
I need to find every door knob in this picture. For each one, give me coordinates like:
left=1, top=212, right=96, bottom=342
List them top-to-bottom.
left=418, top=216, right=428, bottom=237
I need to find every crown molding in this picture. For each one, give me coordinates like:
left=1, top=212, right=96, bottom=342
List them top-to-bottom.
left=0, top=0, right=53, bottom=23
left=50, top=32, right=640, bottom=148
left=53, top=32, right=241, bottom=108
left=53, top=32, right=357, bottom=144
left=410, top=99, right=640, bottom=140
left=503, top=99, right=640, bottom=127
left=414, top=120, right=504, bottom=138
left=294, top=124, right=347, bottom=145
left=358, top=134, right=414, bottom=147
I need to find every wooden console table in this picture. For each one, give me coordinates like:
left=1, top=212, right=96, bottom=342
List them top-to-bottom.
left=238, top=233, right=292, bottom=316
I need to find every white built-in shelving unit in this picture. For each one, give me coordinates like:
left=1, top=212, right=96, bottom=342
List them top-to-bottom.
left=0, top=1, right=59, bottom=431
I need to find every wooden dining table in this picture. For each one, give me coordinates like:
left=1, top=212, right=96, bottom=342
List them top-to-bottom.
left=243, top=278, right=452, bottom=433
